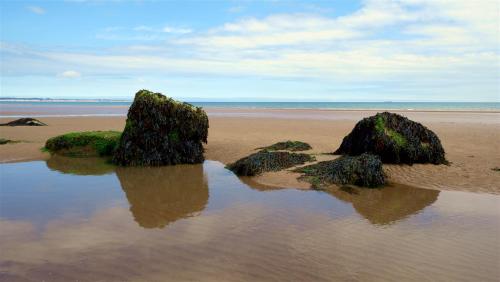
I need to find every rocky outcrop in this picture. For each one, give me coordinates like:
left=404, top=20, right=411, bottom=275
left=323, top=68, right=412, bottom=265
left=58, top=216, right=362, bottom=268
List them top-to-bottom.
left=113, top=90, right=209, bottom=166
left=334, top=112, right=446, bottom=164
left=0, top=118, right=46, bottom=126
left=257, top=140, right=312, bottom=152
left=227, top=151, right=314, bottom=176
left=296, top=153, right=385, bottom=188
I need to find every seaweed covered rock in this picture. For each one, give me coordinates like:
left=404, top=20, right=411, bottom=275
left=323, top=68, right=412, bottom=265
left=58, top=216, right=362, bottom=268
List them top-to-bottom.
left=113, top=90, right=209, bottom=166
left=334, top=112, right=446, bottom=164
left=0, top=118, right=46, bottom=126
left=45, top=131, right=121, bottom=157
left=257, top=140, right=312, bottom=152
left=227, top=151, right=314, bottom=176
left=296, top=153, right=385, bottom=188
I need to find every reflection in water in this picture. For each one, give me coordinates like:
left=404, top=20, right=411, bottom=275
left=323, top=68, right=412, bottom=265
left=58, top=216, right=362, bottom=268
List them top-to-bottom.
left=45, top=155, right=438, bottom=227
left=46, top=155, right=116, bottom=175
left=2, top=158, right=497, bottom=281
left=116, top=164, right=209, bottom=229
left=240, top=175, right=439, bottom=225
left=239, top=176, right=288, bottom=192
left=323, top=184, right=440, bottom=225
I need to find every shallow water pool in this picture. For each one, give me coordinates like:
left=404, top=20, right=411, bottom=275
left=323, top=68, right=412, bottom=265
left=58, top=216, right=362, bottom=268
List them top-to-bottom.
left=0, top=157, right=499, bottom=281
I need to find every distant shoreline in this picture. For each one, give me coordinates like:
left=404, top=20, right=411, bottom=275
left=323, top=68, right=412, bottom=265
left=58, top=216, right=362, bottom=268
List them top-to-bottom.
left=1, top=100, right=499, bottom=113
left=1, top=108, right=500, bottom=119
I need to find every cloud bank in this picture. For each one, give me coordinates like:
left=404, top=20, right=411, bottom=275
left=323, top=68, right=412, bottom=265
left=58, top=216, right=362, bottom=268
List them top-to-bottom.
left=2, top=0, right=499, bottom=100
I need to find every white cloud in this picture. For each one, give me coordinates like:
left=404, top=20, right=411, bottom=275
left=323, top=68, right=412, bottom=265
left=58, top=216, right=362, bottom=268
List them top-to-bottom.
left=3, top=0, right=499, bottom=100
left=26, top=6, right=45, bottom=15
left=178, top=14, right=364, bottom=48
left=96, top=25, right=192, bottom=41
left=162, top=26, right=192, bottom=34
left=58, top=70, right=81, bottom=78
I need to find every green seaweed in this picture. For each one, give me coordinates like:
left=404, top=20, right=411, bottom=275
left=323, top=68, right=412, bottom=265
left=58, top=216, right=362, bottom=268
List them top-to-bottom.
left=113, top=90, right=209, bottom=166
left=335, top=112, right=446, bottom=164
left=375, top=115, right=406, bottom=147
left=375, top=115, right=385, bottom=133
left=386, top=128, right=407, bottom=147
left=45, top=131, right=121, bottom=157
left=168, top=131, right=180, bottom=143
left=257, top=140, right=312, bottom=152
left=227, top=151, right=315, bottom=176
left=295, top=153, right=385, bottom=188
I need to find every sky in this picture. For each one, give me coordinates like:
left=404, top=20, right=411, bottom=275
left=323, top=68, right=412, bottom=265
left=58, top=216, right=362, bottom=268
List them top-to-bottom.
left=0, top=0, right=499, bottom=102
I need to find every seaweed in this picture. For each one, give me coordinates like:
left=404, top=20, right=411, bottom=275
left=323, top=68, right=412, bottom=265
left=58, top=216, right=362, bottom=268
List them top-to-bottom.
left=112, top=90, right=209, bottom=166
left=334, top=112, right=446, bottom=164
left=0, top=118, right=47, bottom=126
left=45, top=131, right=121, bottom=157
left=0, top=138, right=13, bottom=145
left=257, top=140, right=312, bottom=152
left=227, top=151, right=315, bottom=176
left=295, top=153, right=385, bottom=188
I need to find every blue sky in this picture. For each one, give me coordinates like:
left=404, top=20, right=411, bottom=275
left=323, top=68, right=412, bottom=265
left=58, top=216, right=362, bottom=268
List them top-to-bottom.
left=1, top=0, right=498, bottom=101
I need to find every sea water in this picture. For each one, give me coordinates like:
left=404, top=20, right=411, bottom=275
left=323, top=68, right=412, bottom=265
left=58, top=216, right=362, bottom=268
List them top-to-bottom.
left=0, top=157, right=499, bottom=281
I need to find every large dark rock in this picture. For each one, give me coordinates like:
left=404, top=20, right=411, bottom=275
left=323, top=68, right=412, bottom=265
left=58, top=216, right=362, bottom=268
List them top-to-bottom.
left=113, top=90, right=209, bottom=166
left=334, top=112, right=446, bottom=164
left=0, top=118, right=46, bottom=126
left=227, top=151, right=314, bottom=176
left=296, top=153, right=385, bottom=188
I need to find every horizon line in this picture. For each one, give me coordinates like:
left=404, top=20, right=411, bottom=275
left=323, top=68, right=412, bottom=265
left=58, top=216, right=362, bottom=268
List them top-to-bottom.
left=1, top=98, right=499, bottom=103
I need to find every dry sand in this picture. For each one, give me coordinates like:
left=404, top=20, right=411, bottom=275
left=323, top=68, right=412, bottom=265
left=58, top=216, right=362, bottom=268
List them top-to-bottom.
left=1, top=109, right=499, bottom=194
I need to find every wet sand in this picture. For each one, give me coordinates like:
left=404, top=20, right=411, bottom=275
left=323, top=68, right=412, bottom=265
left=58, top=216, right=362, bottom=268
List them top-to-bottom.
left=1, top=108, right=499, bottom=194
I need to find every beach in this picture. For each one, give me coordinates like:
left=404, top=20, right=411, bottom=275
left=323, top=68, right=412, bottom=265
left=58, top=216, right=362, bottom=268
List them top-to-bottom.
left=1, top=108, right=499, bottom=194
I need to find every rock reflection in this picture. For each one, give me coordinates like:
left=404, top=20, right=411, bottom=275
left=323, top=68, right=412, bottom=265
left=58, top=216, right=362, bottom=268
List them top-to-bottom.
left=45, top=155, right=437, bottom=227
left=46, top=155, right=116, bottom=175
left=115, top=164, right=209, bottom=229
left=239, top=176, right=288, bottom=192
left=325, top=184, right=440, bottom=225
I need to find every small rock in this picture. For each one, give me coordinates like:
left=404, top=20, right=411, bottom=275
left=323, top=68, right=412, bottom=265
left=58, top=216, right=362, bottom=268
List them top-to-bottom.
left=0, top=118, right=47, bottom=126
left=0, top=138, right=12, bottom=145
left=257, top=140, right=312, bottom=152
left=227, top=151, right=315, bottom=176
left=296, top=153, right=385, bottom=188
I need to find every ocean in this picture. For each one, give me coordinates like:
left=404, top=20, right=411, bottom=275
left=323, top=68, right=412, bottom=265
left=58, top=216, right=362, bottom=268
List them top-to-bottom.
left=1, top=100, right=499, bottom=111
